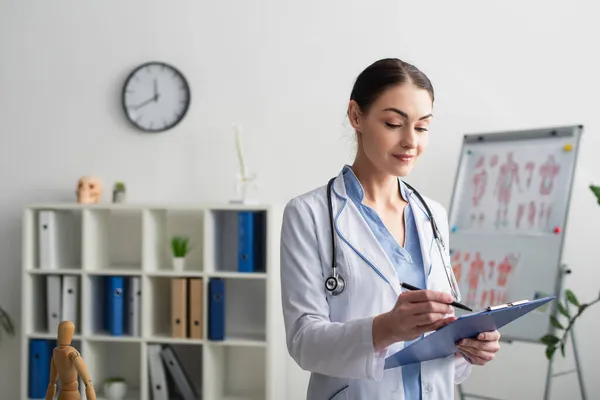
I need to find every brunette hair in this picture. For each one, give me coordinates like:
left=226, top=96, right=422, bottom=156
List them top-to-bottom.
left=349, top=58, right=434, bottom=113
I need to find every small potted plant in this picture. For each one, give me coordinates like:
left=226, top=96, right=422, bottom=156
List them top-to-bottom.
left=112, top=182, right=126, bottom=203
left=171, top=236, right=191, bottom=271
left=103, top=377, right=127, bottom=400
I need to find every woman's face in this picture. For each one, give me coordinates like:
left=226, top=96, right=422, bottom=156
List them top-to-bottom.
left=349, top=83, right=433, bottom=177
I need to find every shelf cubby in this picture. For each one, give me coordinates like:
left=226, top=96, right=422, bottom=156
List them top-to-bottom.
left=24, top=208, right=83, bottom=271
left=143, top=208, right=204, bottom=273
left=83, top=209, right=143, bottom=271
left=205, top=209, right=267, bottom=274
left=25, top=273, right=82, bottom=336
left=85, top=274, right=142, bottom=338
left=146, top=275, right=205, bottom=341
left=207, top=277, right=267, bottom=343
left=27, top=338, right=84, bottom=399
left=83, top=340, right=142, bottom=399
left=145, top=342, right=203, bottom=399
left=204, top=344, right=266, bottom=400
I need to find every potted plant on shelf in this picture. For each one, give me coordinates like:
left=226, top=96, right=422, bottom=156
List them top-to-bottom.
left=112, top=181, right=126, bottom=203
left=540, top=184, right=600, bottom=359
left=171, top=236, right=191, bottom=272
left=0, top=306, right=15, bottom=344
left=103, top=376, right=128, bottom=400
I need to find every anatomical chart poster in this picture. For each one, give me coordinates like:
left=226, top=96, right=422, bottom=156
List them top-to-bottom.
left=450, top=140, right=575, bottom=235
left=450, top=247, right=521, bottom=310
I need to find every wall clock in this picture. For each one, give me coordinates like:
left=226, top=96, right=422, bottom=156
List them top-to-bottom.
left=122, top=61, right=191, bottom=132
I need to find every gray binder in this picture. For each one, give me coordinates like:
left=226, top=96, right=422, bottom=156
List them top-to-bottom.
left=38, top=210, right=58, bottom=270
left=46, top=275, right=61, bottom=333
left=61, top=275, right=78, bottom=325
left=128, top=277, right=141, bottom=336
left=148, top=344, right=169, bottom=400
left=160, top=345, right=198, bottom=400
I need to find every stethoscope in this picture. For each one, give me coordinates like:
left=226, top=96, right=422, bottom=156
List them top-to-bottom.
left=325, top=177, right=462, bottom=303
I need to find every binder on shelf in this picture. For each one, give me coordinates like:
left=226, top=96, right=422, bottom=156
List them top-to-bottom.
left=38, top=210, right=58, bottom=270
left=237, top=211, right=266, bottom=273
left=238, top=211, right=255, bottom=272
left=254, top=211, right=267, bottom=272
left=46, top=275, right=62, bottom=333
left=61, top=275, right=78, bottom=327
left=106, top=276, right=124, bottom=336
left=127, top=276, right=141, bottom=337
left=171, top=278, right=187, bottom=338
left=188, top=278, right=203, bottom=339
left=208, top=278, right=225, bottom=340
left=28, top=339, right=51, bottom=399
left=148, top=344, right=169, bottom=400
left=160, top=345, right=198, bottom=400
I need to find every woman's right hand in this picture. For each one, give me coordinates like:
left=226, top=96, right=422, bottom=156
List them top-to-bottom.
left=372, top=290, right=456, bottom=351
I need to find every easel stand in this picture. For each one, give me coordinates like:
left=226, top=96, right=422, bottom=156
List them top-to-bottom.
left=458, top=265, right=587, bottom=400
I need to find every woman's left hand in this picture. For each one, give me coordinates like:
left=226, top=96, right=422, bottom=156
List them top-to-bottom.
left=455, top=330, right=501, bottom=366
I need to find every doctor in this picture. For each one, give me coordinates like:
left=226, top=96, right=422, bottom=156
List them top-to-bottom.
left=280, top=58, right=501, bottom=400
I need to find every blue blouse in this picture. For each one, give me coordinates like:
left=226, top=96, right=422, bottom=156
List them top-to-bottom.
left=343, top=166, right=425, bottom=399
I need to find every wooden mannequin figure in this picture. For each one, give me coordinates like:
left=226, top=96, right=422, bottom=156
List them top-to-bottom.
left=45, top=321, right=96, bottom=400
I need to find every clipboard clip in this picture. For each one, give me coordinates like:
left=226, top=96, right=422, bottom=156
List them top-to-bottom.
left=486, top=299, right=529, bottom=311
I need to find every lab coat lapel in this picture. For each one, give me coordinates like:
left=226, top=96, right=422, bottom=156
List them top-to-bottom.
left=331, top=174, right=401, bottom=296
left=404, top=182, right=434, bottom=285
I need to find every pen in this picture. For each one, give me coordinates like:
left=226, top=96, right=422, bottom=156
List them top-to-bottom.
left=400, top=282, right=473, bottom=312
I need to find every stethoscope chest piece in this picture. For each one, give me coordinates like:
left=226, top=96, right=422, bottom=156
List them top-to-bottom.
left=325, top=273, right=345, bottom=296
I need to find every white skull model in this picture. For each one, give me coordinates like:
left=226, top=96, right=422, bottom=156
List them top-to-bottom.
left=77, top=176, right=102, bottom=204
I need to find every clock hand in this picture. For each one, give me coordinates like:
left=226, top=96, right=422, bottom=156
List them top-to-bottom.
left=153, top=79, right=158, bottom=101
left=133, top=96, right=155, bottom=110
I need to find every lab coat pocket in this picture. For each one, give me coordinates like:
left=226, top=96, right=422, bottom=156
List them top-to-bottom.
left=328, top=385, right=349, bottom=400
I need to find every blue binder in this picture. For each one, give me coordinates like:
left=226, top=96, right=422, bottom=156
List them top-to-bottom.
left=238, top=211, right=267, bottom=273
left=238, top=212, right=255, bottom=272
left=106, top=276, right=124, bottom=336
left=208, top=278, right=225, bottom=340
left=384, top=296, right=555, bottom=369
left=29, top=339, right=51, bottom=398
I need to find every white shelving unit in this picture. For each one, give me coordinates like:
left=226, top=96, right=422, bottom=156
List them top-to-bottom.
left=20, top=202, right=287, bottom=400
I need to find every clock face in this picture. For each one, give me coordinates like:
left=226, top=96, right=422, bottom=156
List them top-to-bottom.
left=122, top=62, right=191, bottom=132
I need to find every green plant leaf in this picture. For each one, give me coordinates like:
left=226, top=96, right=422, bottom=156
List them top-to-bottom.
left=590, top=185, right=600, bottom=205
left=171, top=236, right=191, bottom=257
left=565, top=289, right=580, bottom=307
left=556, top=302, right=570, bottom=318
left=550, top=316, right=564, bottom=330
left=540, top=334, right=560, bottom=346
left=560, top=342, right=566, bottom=357
left=546, top=345, right=557, bottom=360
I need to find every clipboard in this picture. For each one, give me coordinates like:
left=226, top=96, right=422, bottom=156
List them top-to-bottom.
left=384, top=296, right=555, bottom=369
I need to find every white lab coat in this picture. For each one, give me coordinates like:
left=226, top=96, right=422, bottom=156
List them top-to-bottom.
left=280, top=169, right=472, bottom=399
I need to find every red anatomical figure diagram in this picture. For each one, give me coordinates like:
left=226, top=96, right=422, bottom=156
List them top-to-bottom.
left=494, top=152, right=521, bottom=228
left=539, top=155, right=560, bottom=195
left=472, top=156, right=487, bottom=207
left=525, top=161, right=535, bottom=189
left=451, top=251, right=462, bottom=283
left=467, top=252, right=485, bottom=305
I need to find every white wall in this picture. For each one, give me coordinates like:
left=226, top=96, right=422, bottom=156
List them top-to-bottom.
left=2, top=1, right=600, bottom=399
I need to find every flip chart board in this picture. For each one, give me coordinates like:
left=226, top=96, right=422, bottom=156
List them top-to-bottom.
left=447, top=125, right=583, bottom=342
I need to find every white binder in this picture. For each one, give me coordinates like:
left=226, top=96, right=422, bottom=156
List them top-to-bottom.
left=38, top=211, right=58, bottom=270
left=46, top=275, right=62, bottom=333
left=61, top=275, right=78, bottom=325
left=128, top=277, right=141, bottom=336
left=148, top=344, right=169, bottom=400
left=160, top=345, right=198, bottom=400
